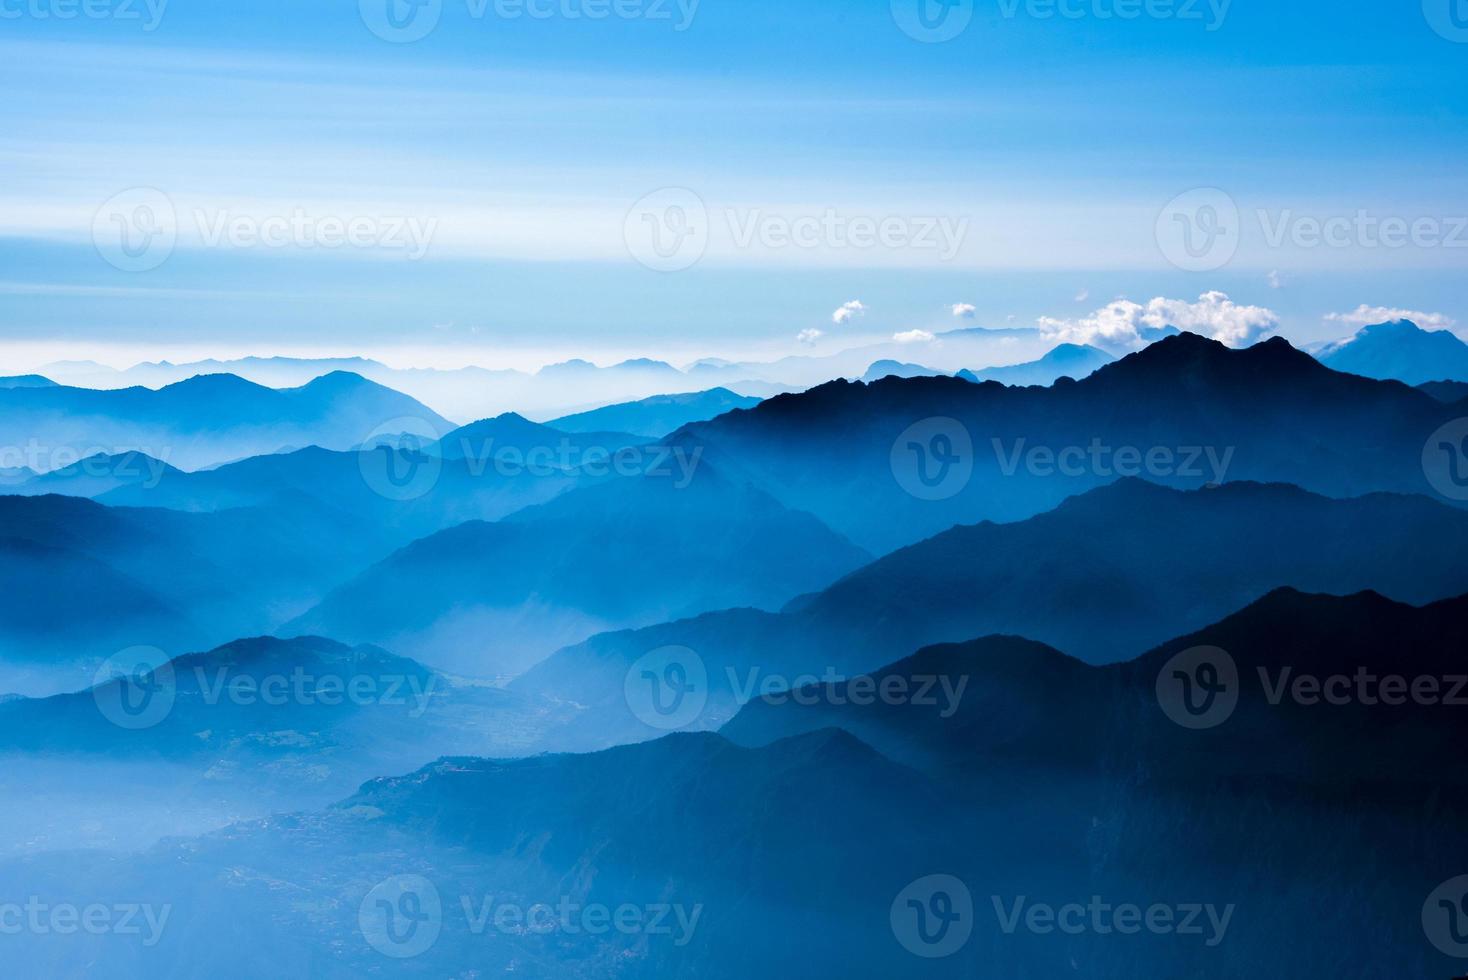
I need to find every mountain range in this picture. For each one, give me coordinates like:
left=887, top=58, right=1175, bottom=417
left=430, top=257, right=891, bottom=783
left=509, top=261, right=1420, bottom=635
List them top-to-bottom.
left=1316, top=318, right=1468, bottom=384
left=667, top=331, right=1464, bottom=555
left=957, top=342, right=1114, bottom=386
left=0, top=371, right=452, bottom=471
left=549, top=388, right=763, bottom=439
left=286, top=465, right=871, bottom=677
left=510, top=478, right=1468, bottom=748
left=5, top=587, right=1462, bottom=978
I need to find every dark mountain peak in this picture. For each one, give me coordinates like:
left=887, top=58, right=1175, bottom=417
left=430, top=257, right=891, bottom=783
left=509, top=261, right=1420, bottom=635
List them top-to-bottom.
left=1080, top=331, right=1332, bottom=395
left=297, top=370, right=378, bottom=391
left=161, top=372, right=271, bottom=395
left=168, top=634, right=422, bottom=678
left=881, top=635, right=1080, bottom=680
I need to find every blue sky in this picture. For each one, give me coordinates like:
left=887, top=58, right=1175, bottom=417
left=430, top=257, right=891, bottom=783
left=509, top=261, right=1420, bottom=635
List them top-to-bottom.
left=1, top=0, right=1466, bottom=369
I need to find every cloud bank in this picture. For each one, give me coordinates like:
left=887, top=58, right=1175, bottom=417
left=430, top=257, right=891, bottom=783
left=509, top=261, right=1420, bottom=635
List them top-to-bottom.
left=1039, top=291, right=1279, bottom=352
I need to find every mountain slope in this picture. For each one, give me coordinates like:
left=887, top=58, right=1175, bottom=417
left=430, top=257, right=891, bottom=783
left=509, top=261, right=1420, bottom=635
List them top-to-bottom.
left=1317, top=318, right=1468, bottom=384
left=668, top=332, right=1456, bottom=554
left=957, top=343, right=1114, bottom=386
left=0, top=371, right=452, bottom=470
left=550, top=388, right=762, bottom=438
left=287, top=466, right=871, bottom=677
left=512, top=479, right=1468, bottom=747
left=0, top=493, right=386, bottom=695
left=0, top=634, right=573, bottom=852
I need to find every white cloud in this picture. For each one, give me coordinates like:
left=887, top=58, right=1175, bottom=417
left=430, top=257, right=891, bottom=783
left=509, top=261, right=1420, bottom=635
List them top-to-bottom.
left=1266, top=270, right=1283, bottom=289
left=1074, top=288, right=1089, bottom=303
left=1039, top=291, right=1279, bottom=351
left=832, top=300, right=866, bottom=326
left=951, top=303, right=976, bottom=318
left=1324, top=305, right=1456, bottom=331
left=796, top=328, right=824, bottom=345
left=892, top=329, right=936, bottom=344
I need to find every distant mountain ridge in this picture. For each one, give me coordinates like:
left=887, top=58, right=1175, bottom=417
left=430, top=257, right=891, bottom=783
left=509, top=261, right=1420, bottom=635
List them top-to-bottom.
left=1316, top=318, right=1468, bottom=384
left=667, top=331, right=1460, bottom=554
left=957, top=343, right=1114, bottom=386
left=0, top=371, right=452, bottom=470
left=550, top=388, right=762, bottom=438
left=286, top=464, right=872, bottom=677
left=511, top=478, right=1468, bottom=748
